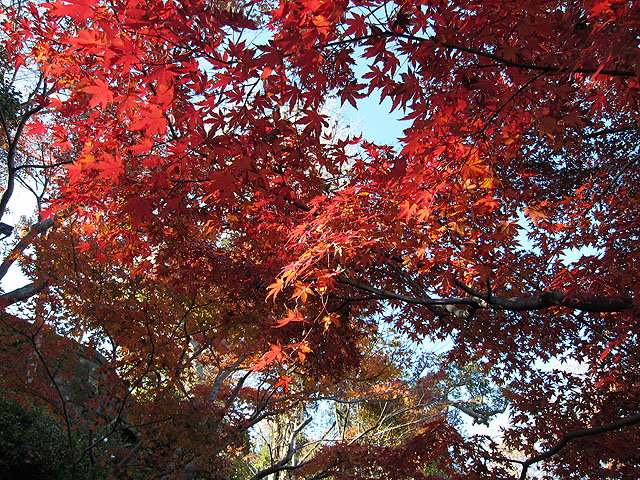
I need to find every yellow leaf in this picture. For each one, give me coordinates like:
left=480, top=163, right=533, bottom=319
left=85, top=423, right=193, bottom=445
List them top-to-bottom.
left=291, top=281, right=313, bottom=303
left=322, top=313, right=341, bottom=332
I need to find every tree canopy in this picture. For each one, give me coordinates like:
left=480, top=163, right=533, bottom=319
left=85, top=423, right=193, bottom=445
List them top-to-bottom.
left=0, top=0, right=639, bottom=478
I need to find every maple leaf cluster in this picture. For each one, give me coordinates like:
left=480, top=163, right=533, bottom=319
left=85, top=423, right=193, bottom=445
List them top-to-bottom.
left=0, top=0, right=639, bottom=478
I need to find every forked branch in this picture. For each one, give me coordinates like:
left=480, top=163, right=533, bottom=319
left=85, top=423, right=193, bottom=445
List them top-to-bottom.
left=249, top=417, right=312, bottom=480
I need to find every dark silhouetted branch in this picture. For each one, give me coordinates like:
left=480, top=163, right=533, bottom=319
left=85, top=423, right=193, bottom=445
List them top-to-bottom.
left=336, top=275, right=633, bottom=314
left=517, top=413, right=640, bottom=480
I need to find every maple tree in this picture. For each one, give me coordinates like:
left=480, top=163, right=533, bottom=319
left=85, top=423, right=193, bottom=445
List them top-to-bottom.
left=0, top=0, right=639, bottom=478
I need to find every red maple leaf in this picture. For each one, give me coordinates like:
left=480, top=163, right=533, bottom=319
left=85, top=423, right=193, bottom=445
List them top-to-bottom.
left=85, top=78, right=114, bottom=109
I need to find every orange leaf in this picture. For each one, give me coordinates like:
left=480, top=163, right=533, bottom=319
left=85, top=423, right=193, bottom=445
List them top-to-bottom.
left=524, top=206, right=548, bottom=226
left=266, top=277, right=284, bottom=302
left=291, top=281, right=313, bottom=303
left=274, top=309, right=307, bottom=328
left=322, top=313, right=341, bottom=332
left=296, top=342, right=312, bottom=363
left=249, top=345, right=284, bottom=372
left=274, top=375, right=292, bottom=392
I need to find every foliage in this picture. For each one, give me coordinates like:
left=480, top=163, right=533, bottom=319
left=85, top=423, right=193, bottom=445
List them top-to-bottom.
left=0, top=0, right=638, bottom=479
left=0, top=83, right=20, bottom=129
left=0, top=394, right=141, bottom=480
left=0, top=395, right=73, bottom=480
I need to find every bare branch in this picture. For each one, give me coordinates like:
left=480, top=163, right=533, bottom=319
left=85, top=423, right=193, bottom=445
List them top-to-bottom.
left=317, top=32, right=636, bottom=77
left=0, top=81, right=45, bottom=219
left=583, top=125, right=637, bottom=138
left=600, top=153, right=640, bottom=198
left=14, top=158, right=73, bottom=171
left=0, top=217, right=54, bottom=281
left=337, top=275, right=478, bottom=308
left=453, top=279, right=633, bottom=313
left=1, top=280, right=47, bottom=306
left=209, top=354, right=248, bottom=402
left=452, top=402, right=506, bottom=424
left=249, top=417, right=312, bottom=480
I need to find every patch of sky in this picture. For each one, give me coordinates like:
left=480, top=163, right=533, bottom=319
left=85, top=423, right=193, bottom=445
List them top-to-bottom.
left=340, top=45, right=412, bottom=148
left=340, top=86, right=409, bottom=147
left=0, top=183, right=37, bottom=293
left=514, top=208, right=605, bottom=268
left=560, top=244, right=604, bottom=265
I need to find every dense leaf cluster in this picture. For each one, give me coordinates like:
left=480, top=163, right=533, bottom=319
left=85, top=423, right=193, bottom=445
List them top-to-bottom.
left=0, top=0, right=638, bottom=479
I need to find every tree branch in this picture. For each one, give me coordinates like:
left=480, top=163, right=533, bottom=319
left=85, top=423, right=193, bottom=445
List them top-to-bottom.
left=317, top=32, right=636, bottom=77
left=434, top=37, right=635, bottom=77
left=0, top=82, right=45, bottom=220
left=583, top=125, right=637, bottom=138
left=14, top=158, right=73, bottom=171
left=0, top=217, right=54, bottom=282
left=336, top=275, right=632, bottom=313
left=337, top=275, right=477, bottom=306
left=453, top=279, right=633, bottom=313
left=1, top=280, right=47, bottom=306
left=209, top=354, right=247, bottom=402
left=452, top=402, right=505, bottom=424
left=517, top=412, right=640, bottom=480
left=249, top=417, right=312, bottom=480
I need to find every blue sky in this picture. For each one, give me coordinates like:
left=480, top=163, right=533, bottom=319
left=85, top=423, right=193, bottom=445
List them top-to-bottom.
left=343, top=89, right=408, bottom=147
